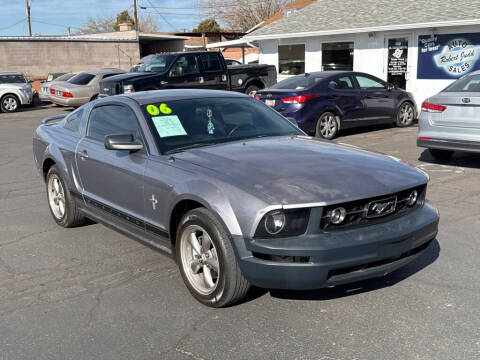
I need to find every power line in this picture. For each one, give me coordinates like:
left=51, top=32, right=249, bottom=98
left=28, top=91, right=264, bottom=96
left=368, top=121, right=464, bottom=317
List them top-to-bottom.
left=144, top=0, right=178, bottom=31
left=139, top=10, right=206, bottom=16
left=0, top=18, right=27, bottom=31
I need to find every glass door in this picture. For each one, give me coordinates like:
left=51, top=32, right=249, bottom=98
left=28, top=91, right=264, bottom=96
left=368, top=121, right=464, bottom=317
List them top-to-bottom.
left=387, top=37, right=409, bottom=89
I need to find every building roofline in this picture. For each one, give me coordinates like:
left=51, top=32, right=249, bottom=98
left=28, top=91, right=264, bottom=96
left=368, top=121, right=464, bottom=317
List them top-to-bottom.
left=246, top=18, right=480, bottom=41
left=0, top=36, right=137, bottom=42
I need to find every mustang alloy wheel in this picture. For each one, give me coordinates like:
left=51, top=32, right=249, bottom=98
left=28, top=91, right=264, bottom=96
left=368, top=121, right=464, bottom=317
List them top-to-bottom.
left=1, top=95, right=19, bottom=113
left=396, top=102, right=415, bottom=127
left=316, top=112, right=338, bottom=139
left=46, top=165, right=85, bottom=228
left=48, top=174, right=66, bottom=220
left=176, top=208, right=250, bottom=307
left=180, top=225, right=220, bottom=295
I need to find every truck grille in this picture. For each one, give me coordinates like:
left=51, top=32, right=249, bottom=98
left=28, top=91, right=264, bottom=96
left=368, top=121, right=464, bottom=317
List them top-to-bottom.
left=320, top=185, right=426, bottom=231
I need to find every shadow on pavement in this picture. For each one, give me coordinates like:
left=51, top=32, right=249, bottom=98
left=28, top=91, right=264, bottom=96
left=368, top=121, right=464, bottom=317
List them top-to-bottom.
left=418, top=149, right=480, bottom=169
left=243, top=239, right=440, bottom=303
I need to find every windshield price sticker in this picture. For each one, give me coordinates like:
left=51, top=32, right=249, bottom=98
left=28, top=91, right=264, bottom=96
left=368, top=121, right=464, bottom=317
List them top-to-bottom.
left=146, top=103, right=172, bottom=116
left=152, top=115, right=187, bottom=138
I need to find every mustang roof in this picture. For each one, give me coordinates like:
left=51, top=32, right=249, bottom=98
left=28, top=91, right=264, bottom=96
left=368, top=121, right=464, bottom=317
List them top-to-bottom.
left=126, top=89, right=249, bottom=105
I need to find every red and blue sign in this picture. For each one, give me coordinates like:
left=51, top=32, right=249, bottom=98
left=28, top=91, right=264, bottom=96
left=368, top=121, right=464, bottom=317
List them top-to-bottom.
left=418, top=33, right=480, bottom=79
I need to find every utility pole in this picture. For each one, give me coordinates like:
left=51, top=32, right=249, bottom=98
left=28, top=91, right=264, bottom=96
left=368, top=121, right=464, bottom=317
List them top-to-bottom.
left=25, top=0, right=32, bottom=36
left=133, top=0, right=139, bottom=32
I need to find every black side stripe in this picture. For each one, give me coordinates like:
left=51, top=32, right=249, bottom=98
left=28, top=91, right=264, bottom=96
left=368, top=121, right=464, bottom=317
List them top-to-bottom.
left=71, top=191, right=169, bottom=238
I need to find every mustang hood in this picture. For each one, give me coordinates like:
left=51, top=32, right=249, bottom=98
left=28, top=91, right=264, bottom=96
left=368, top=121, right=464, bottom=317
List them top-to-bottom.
left=175, top=136, right=427, bottom=206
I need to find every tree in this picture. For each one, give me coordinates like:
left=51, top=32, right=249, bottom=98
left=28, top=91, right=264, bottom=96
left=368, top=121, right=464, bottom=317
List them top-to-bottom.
left=199, top=0, right=291, bottom=32
left=113, top=10, right=135, bottom=31
left=75, top=12, right=159, bottom=35
left=138, top=15, right=159, bottom=32
left=75, top=17, right=115, bottom=34
left=193, top=18, right=221, bottom=33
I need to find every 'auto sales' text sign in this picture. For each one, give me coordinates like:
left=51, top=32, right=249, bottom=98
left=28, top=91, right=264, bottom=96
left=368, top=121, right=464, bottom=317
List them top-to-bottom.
left=418, top=33, right=480, bottom=79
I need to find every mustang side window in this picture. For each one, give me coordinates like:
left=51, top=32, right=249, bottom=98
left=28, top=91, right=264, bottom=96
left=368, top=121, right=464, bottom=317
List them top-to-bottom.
left=87, top=105, right=143, bottom=144
left=63, top=108, right=84, bottom=133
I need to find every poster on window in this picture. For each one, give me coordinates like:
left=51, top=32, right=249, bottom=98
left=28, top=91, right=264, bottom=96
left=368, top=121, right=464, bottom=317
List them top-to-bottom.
left=418, top=33, right=480, bottom=79
left=388, top=39, right=408, bottom=76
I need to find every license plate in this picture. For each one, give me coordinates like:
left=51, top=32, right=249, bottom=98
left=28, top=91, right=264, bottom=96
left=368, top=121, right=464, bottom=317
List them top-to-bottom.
left=266, top=99, right=275, bottom=107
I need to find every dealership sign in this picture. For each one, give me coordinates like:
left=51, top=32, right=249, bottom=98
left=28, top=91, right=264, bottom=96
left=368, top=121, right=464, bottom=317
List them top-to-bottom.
left=418, top=33, right=480, bottom=79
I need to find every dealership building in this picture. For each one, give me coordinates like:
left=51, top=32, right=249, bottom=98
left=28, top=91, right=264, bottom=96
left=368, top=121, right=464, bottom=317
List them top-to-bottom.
left=214, top=0, right=480, bottom=107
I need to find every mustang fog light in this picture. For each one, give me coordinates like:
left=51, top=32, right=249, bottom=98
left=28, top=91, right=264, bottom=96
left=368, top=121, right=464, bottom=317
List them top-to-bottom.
left=407, top=190, right=418, bottom=207
left=328, top=207, right=346, bottom=224
left=264, top=210, right=286, bottom=235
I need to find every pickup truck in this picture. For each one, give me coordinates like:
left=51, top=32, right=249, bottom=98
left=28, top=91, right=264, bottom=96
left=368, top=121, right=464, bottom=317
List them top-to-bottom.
left=99, top=51, right=277, bottom=97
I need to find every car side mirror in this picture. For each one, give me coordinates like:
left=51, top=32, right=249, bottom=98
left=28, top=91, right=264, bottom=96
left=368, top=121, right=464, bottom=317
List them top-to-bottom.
left=28, top=79, right=34, bottom=84
left=387, top=84, right=395, bottom=91
left=104, top=134, right=143, bottom=152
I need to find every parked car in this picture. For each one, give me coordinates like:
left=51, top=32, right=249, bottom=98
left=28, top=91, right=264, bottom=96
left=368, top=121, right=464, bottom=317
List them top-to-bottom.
left=99, top=51, right=277, bottom=97
left=225, top=58, right=242, bottom=66
left=49, top=69, right=125, bottom=107
left=418, top=70, right=480, bottom=159
left=255, top=71, right=417, bottom=139
left=0, top=72, right=33, bottom=113
left=39, top=72, right=75, bottom=103
left=33, top=89, right=439, bottom=307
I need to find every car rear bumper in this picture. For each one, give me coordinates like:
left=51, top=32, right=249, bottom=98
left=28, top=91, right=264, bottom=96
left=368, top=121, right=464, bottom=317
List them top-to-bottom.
left=50, top=96, right=89, bottom=107
left=417, top=112, right=480, bottom=153
left=417, top=137, right=480, bottom=153
left=231, top=201, right=439, bottom=290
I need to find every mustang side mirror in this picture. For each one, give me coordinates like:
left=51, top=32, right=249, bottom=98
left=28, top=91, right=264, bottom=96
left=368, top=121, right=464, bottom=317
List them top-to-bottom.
left=387, top=84, right=395, bottom=91
left=104, top=134, right=143, bottom=152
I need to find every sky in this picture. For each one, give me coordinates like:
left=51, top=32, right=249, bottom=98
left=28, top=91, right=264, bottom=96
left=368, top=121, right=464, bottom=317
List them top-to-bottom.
left=0, top=0, right=206, bottom=36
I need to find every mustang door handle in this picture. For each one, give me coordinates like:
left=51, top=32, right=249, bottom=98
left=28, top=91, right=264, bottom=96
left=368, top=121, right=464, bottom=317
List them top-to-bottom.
left=160, top=81, right=168, bottom=85
left=78, top=150, right=89, bottom=160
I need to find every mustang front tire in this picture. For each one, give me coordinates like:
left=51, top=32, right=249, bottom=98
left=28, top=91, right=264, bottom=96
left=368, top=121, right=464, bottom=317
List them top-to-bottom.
left=46, top=165, right=85, bottom=228
left=176, top=208, right=250, bottom=307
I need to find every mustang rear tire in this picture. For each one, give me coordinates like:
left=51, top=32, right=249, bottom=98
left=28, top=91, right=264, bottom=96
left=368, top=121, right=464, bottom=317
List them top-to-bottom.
left=1, top=95, right=19, bottom=113
left=396, top=102, right=415, bottom=127
left=316, top=112, right=338, bottom=139
left=429, top=148, right=454, bottom=160
left=46, top=165, right=85, bottom=228
left=176, top=208, right=250, bottom=307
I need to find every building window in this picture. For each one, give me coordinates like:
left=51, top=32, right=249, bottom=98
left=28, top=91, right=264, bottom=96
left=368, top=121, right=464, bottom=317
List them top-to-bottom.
left=322, top=42, right=354, bottom=71
left=279, top=44, right=305, bottom=75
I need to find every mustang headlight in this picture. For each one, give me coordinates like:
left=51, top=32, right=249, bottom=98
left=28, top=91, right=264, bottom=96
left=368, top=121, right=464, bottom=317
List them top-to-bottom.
left=254, top=208, right=310, bottom=238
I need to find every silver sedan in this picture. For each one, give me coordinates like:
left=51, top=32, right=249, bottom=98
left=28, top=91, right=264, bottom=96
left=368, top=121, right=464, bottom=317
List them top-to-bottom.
left=418, top=70, right=480, bottom=159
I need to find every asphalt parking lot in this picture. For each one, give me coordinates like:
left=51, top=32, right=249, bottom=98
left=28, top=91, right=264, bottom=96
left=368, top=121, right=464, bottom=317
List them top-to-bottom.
left=1, top=104, right=479, bottom=360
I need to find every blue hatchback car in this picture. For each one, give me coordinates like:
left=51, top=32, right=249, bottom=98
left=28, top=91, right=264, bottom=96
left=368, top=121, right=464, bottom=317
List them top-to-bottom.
left=256, top=71, right=417, bottom=139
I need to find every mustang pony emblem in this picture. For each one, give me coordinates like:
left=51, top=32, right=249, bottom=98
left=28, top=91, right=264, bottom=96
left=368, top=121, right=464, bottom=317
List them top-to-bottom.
left=365, top=197, right=397, bottom=218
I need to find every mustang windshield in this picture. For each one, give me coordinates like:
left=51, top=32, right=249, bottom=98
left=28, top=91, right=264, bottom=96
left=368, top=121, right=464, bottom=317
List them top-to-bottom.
left=139, top=54, right=175, bottom=72
left=142, top=97, right=304, bottom=153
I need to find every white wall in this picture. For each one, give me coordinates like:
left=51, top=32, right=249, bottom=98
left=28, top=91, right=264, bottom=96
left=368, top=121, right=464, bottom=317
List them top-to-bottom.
left=258, top=24, right=480, bottom=109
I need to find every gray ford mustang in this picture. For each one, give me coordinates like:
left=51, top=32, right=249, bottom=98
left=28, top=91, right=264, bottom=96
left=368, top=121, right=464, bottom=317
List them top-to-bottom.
left=33, top=89, right=439, bottom=307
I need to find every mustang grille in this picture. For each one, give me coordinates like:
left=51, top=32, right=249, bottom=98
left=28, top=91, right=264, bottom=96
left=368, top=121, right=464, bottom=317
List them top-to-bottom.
left=320, top=185, right=426, bottom=230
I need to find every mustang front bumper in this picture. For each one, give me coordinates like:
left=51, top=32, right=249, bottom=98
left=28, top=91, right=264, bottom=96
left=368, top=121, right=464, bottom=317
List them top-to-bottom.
left=231, top=201, right=439, bottom=290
